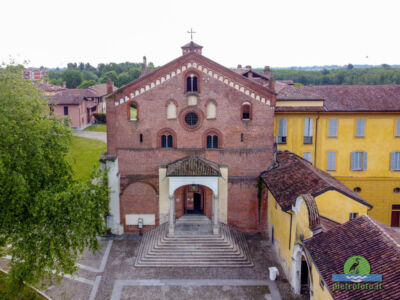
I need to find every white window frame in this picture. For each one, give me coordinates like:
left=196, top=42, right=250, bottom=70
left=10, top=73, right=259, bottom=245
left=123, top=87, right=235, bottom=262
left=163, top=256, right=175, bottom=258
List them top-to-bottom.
left=328, top=119, right=338, bottom=137
left=356, top=119, right=365, bottom=137
left=327, top=151, right=336, bottom=171
left=303, top=152, right=312, bottom=164
left=350, top=152, right=368, bottom=171
left=390, top=152, right=400, bottom=171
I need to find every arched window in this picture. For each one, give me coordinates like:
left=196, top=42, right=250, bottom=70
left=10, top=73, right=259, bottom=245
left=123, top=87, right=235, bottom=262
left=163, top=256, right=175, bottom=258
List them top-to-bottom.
left=186, top=74, right=198, bottom=92
left=167, top=101, right=177, bottom=119
left=206, top=101, right=216, bottom=119
left=242, top=102, right=251, bottom=120
left=130, top=103, right=137, bottom=120
left=158, top=129, right=176, bottom=148
left=161, top=135, right=173, bottom=148
left=206, top=135, right=218, bottom=149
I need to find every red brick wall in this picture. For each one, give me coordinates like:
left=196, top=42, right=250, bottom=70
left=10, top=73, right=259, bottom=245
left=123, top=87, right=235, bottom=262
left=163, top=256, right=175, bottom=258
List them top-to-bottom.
left=106, top=56, right=274, bottom=233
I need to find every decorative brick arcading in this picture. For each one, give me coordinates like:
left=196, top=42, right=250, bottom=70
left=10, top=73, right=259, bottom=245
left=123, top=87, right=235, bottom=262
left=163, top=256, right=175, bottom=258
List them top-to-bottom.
left=114, top=62, right=271, bottom=108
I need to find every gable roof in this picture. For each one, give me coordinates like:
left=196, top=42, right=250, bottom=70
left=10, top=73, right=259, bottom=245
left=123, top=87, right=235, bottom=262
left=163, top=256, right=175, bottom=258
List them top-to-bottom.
left=106, top=52, right=275, bottom=107
left=38, top=82, right=66, bottom=93
left=49, top=84, right=116, bottom=105
left=277, top=85, right=400, bottom=112
left=260, top=151, right=372, bottom=210
left=166, top=156, right=221, bottom=177
left=304, top=215, right=400, bottom=300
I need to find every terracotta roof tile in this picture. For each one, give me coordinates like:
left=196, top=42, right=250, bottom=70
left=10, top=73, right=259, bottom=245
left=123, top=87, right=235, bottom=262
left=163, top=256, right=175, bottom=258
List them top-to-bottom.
left=277, top=85, right=400, bottom=112
left=260, top=151, right=372, bottom=210
left=166, top=156, right=221, bottom=177
left=304, top=215, right=400, bottom=300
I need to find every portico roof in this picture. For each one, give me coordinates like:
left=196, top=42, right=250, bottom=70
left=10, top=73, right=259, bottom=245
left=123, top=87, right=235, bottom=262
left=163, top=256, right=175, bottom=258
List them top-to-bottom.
left=166, top=156, right=221, bottom=177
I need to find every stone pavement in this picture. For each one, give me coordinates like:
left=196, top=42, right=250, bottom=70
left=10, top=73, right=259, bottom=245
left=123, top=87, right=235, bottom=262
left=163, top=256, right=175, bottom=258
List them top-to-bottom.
left=74, top=130, right=107, bottom=143
left=0, top=234, right=288, bottom=299
left=58, top=234, right=283, bottom=299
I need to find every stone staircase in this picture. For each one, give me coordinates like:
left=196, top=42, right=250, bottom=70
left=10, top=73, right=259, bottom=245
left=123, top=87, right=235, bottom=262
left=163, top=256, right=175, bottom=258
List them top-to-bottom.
left=135, top=217, right=253, bottom=267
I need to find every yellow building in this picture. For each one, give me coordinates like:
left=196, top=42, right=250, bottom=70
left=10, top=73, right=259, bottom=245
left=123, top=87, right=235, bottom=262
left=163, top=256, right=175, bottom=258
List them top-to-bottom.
left=274, top=84, right=400, bottom=227
left=260, top=151, right=400, bottom=299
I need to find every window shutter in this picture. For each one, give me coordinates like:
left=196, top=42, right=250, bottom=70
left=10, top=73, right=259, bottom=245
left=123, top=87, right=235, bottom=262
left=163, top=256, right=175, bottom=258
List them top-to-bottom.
left=279, top=118, right=287, bottom=137
left=304, top=118, right=313, bottom=137
left=329, top=119, right=337, bottom=137
left=356, top=119, right=365, bottom=137
left=396, top=119, right=400, bottom=137
left=304, top=152, right=312, bottom=163
left=328, top=152, right=336, bottom=171
left=350, top=152, right=356, bottom=170
left=363, top=152, right=368, bottom=170
left=390, top=152, right=396, bottom=170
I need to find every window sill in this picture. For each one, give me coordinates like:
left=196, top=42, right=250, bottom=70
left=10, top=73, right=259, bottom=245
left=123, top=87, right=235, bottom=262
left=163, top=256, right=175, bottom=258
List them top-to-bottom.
left=185, top=91, right=200, bottom=96
left=207, top=118, right=217, bottom=120
left=129, top=119, right=138, bottom=123
left=241, top=119, right=251, bottom=122
left=327, top=136, right=337, bottom=138
left=355, top=136, right=365, bottom=138
left=277, top=142, right=287, bottom=145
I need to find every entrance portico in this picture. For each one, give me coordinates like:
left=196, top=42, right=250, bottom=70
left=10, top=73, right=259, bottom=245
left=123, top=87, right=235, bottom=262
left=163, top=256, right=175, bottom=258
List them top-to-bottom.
left=163, top=156, right=223, bottom=236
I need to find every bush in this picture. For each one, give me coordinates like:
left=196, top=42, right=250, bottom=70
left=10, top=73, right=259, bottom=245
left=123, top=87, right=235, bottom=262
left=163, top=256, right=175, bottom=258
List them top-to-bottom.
left=93, top=113, right=106, bottom=124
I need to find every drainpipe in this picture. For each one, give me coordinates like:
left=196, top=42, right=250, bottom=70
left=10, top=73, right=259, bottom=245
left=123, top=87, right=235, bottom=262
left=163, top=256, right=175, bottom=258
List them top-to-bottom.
left=314, top=112, right=320, bottom=167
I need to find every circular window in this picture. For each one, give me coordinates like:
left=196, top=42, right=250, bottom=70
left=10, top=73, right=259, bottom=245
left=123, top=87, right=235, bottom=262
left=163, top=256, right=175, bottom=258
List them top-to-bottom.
left=185, top=112, right=198, bottom=126
left=354, top=187, right=361, bottom=193
left=394, top=187, right=400, bottom=194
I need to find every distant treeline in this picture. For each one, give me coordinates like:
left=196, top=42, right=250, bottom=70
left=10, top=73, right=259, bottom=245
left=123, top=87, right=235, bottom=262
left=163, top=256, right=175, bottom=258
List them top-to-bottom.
left=49, top=61, right=156, bottom=89
left=268, top=67, right=400, bottom=86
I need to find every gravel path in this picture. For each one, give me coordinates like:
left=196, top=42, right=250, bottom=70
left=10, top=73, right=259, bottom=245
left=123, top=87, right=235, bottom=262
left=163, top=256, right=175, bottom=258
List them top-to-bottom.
left=74, top=130, right=107, bottom=143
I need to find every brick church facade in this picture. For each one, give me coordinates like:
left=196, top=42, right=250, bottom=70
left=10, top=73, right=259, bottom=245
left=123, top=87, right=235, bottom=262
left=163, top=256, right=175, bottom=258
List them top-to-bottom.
left=102, top=42, right=276, bottom=235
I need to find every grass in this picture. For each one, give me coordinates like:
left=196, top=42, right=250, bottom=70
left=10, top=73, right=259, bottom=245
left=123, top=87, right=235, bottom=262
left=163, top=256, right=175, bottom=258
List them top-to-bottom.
left=84, top=124, right=107, bottom=132
left=66, top=136, right=107, bottom=182
left=0, top=272, right=42, bottom=300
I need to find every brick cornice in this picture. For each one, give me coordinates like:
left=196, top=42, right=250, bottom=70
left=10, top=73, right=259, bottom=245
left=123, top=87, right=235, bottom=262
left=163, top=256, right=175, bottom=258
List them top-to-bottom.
left=109, top=52, right=275, bottom=110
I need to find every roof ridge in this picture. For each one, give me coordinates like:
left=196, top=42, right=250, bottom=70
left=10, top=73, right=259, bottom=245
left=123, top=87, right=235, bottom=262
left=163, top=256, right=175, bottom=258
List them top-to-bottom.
left=365, top=215, right=400, bottom=250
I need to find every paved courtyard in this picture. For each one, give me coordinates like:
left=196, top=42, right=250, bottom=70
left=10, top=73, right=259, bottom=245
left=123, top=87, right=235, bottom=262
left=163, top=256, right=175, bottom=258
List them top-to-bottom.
left=2, top=234, right=298, bottom=300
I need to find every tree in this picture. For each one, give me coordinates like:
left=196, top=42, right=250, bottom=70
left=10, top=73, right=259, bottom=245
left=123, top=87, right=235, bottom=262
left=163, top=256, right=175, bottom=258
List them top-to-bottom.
left=0, top=64, right=109, bottom=296
left=347, top=64, right=354, bottom=70
left=62, top=69, right=83, bottom=88
left=82, top=70, right=98, bottom=81
left=117, top=72, right=130, bottom=87
left=78, top=80, right=97, bottom=89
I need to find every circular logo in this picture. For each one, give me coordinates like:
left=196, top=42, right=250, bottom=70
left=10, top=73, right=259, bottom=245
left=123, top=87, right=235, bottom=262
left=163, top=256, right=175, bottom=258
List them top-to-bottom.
left=343, top=256, right=370, bottom=275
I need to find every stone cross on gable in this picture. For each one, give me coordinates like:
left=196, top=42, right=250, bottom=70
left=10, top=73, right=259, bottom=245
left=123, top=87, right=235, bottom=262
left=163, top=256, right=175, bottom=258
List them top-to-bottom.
left=187, top=28, right=196, bottom=41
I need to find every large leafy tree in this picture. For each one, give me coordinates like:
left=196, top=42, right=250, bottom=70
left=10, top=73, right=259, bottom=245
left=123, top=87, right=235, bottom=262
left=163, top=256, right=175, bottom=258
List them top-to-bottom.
left=0, top=64, right=109, bottom=295
left=61, top=69, right=83, bottom=88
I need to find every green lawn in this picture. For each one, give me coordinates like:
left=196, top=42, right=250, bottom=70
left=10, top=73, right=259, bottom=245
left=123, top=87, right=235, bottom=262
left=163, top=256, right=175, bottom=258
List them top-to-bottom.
left=84, top=124, right=107, bottom=132
left=67, top=136, right=107, bottom=182
left=0, top=272, right=42, bottom=300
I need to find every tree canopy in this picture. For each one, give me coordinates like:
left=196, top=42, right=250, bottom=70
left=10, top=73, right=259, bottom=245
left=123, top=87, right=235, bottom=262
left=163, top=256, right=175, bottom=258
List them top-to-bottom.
left=49, top=61, right=156, bottom=88
left=0, top=64, right=109, bottom=295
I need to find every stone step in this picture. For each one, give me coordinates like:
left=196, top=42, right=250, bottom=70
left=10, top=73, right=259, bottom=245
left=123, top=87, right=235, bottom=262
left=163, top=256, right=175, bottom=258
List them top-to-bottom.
left=135, top=223, right=253, bottom=268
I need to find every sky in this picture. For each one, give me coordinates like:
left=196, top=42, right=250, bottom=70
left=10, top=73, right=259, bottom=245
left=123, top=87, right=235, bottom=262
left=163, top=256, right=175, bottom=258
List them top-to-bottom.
left=1, top=0, right=400, bottom=69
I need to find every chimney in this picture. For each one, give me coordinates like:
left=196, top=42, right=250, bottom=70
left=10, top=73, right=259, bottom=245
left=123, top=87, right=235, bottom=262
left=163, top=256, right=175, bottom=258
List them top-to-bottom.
left=141, top=56, right=147, bottom=76
left=237, top=64, right=242, bottom=69
left=245, top=65, right=252, bottom=70
left=264, top=66, right=271, bottom=79
left=106, top=78, right=113, bottom=94
left=269, top=79, right=275, bottom=93
left=62, top=81, right=66, bottom=88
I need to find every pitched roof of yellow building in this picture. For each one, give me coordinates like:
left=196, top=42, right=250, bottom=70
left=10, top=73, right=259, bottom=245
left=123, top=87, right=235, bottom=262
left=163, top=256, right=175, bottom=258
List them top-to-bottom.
left=277, top=84, right=400, bottom=112
left=260, top=151, right=372, bottom=210
left=304, top=215, right=400, bottom=300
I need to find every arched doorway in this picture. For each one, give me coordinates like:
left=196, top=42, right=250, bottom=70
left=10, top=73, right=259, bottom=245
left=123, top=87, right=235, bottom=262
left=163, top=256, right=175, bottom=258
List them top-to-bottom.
left=173, top=184, right=213, bottom=220
left=291, top=244, right=313, bottom=298
left=300, top=256, right=310, bottom=296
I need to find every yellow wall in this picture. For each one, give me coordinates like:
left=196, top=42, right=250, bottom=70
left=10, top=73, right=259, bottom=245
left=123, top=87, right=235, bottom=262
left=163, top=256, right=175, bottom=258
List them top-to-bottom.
left=275, top=112, right=400, bottom=225
left=315, top=190, right=369, bottom=223
left=311, top=263, right=334, bottom=300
